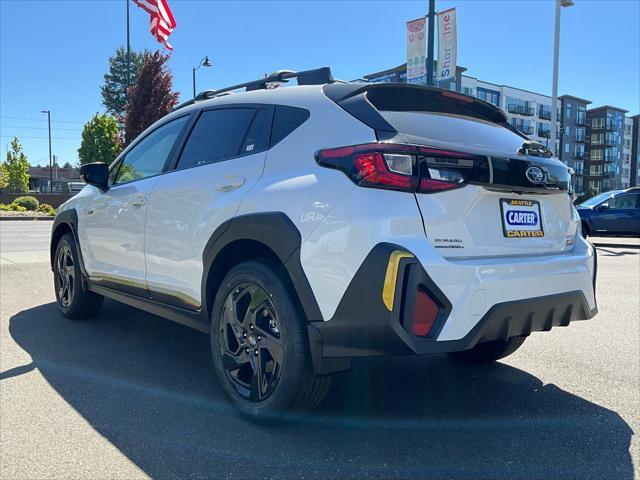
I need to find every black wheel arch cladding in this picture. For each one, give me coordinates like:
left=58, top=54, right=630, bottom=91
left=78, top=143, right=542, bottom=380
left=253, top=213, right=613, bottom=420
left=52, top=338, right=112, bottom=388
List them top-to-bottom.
left=201, top=212, right=324, bottom=323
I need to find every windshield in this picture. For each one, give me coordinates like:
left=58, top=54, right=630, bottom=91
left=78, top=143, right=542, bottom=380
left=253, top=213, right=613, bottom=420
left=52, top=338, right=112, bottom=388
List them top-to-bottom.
left=579, top=191, right=617, bottom=208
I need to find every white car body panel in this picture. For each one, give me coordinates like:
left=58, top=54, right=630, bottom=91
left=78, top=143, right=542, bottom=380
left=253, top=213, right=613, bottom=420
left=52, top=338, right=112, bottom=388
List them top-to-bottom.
left=144, top=151, right=267, bottom=306
left=74, top=178, right=158, bottom=286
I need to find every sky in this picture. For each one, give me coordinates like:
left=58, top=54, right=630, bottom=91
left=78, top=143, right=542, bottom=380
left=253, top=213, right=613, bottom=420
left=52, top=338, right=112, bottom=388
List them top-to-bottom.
left=1, top=0, right=639, bottom=167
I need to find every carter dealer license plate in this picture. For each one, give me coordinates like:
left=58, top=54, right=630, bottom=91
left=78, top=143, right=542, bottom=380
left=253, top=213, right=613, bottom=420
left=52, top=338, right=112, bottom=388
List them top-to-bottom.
left=500, top=199, right=544, bottom=238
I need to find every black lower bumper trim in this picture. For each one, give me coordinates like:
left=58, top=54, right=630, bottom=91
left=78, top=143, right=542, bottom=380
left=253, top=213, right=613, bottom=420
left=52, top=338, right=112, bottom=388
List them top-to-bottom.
left=307, top=243, right=597, bottom=374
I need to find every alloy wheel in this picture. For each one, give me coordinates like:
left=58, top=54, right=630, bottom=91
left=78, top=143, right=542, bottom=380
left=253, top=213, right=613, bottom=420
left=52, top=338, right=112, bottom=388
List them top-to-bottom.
left=55, top=245, right=75, bottom=307
left=219, top=282, right=284, bottom=402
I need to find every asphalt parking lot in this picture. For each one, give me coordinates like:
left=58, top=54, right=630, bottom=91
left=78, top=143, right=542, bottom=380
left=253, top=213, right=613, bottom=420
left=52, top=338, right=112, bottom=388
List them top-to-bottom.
left=1, top=221, right=639, bottom=479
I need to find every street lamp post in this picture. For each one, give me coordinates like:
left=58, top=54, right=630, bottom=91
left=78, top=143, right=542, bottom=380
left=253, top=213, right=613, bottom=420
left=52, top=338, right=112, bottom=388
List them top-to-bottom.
left=550, top=0, right=574, bottom=157
left=192, top=56, right=212, bottom=98
left=41, top=110, right=52, bottom=193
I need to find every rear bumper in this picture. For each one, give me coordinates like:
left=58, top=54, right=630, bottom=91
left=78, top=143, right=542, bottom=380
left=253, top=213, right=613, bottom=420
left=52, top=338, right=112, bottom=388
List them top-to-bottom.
left=308, top=241, right=597, bottom=374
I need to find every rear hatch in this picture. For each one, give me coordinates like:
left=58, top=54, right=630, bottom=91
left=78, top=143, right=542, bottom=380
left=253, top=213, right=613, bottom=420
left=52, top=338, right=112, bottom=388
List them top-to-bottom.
left=324, top=83, right=576, bottom=258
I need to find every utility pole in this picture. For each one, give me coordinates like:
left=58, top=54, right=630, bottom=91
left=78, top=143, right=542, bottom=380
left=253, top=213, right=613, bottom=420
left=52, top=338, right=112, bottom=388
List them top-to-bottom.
left=126, top=0, right=131, bottom=98
left=426, top=0, right=436, bottom=86
left=41, top=110, right=52, bottom=193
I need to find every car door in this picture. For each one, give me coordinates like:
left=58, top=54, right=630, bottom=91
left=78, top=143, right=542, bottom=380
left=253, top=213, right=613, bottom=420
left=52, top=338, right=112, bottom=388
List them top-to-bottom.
left=144, top=105, right=273, bottom=309
left=78, top=115, right=191, bottom=292
left=597, top=193, right=640, bottom=234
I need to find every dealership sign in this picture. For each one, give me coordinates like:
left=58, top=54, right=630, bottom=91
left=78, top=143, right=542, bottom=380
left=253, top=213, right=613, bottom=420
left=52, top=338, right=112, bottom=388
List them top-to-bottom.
left=437, top=8, right=457, bottom=81
left=406, top=17, right=426, bottom=84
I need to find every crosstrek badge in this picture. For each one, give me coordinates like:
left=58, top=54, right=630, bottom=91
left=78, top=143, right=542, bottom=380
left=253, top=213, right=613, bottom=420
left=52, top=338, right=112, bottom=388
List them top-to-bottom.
left=500, top=199, right=544, bottom=238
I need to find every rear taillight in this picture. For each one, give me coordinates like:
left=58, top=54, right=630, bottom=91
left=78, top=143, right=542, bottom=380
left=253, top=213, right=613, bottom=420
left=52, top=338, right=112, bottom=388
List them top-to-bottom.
left=316, top=142, right=470, bottom=193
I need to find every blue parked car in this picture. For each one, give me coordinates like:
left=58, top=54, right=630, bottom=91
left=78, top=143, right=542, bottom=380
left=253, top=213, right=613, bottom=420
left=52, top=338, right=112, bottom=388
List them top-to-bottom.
left=577, top=187, right=640, bottom=237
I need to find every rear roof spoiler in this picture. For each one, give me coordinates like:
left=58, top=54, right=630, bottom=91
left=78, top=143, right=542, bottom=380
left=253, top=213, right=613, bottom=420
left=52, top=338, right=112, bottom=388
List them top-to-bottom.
left=323, top=82, right=527, bottom=141
left=324, top=83, right=509, bottom=123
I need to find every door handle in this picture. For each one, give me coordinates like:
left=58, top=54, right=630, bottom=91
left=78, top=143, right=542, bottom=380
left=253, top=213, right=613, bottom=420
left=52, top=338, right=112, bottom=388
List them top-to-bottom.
left=216, top=177, right=245, bottom=192
left=127, top=196, right=147, bottom=207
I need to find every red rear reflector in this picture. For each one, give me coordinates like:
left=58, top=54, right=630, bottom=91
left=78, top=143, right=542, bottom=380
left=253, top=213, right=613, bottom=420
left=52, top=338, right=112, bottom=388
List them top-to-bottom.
left=412, top=288, right=439, bottom=337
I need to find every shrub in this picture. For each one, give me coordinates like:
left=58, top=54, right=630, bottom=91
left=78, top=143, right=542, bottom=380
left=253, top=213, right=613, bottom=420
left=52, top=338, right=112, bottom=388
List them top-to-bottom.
left=13, top=195, right=39, bottom=211
left=0, top=203, right=11, bottom=211
left=9, top=203, right=26, bottom=212
left=37, top=203, right=56, bottom=216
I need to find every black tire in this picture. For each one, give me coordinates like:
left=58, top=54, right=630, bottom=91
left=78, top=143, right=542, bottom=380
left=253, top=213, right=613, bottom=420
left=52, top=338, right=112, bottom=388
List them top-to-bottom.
left=581, top=222, right=590, bottom=238
left=53, top=233, right=103, bottom=319
left=210, top=259, right=331, bottom=420
left=448, top=336, right=527, bottom=364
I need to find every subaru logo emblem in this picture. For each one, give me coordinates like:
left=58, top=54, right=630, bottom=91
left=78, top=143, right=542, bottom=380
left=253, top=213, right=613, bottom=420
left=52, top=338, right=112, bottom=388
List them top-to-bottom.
left=525, top=166, right=545, bottom=184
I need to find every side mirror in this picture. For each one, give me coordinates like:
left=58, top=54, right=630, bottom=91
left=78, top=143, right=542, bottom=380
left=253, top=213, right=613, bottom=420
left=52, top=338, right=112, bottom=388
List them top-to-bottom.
left=80, top=163, right=109, bottom=191
left=597, top=203, right=609, bottom=211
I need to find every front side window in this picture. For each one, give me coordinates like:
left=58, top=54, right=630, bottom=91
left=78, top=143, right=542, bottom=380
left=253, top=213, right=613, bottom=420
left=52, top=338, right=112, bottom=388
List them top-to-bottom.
left=177, top=108, right=258, bottom=170
left=114, top=116, right=189, bottom=185
left=610, top=194, right=639, bottom=209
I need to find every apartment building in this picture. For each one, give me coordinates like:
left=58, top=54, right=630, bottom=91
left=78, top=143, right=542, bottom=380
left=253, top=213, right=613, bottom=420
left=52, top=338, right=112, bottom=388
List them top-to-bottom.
left=559, top=95, right=590, bottom=194
left=584, top=106, right=628, bottom=193
left=631, top=114, right=640, bottom=187
left=623, top=117, right=633, bottom=188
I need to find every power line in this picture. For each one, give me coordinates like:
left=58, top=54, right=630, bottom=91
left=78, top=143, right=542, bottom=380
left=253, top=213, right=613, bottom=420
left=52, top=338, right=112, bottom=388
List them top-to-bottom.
left=0, top=115, right=85, bottom=124
left=1, top=124, right=79, bottom=131
left=0, top=135, right=80, bottom=140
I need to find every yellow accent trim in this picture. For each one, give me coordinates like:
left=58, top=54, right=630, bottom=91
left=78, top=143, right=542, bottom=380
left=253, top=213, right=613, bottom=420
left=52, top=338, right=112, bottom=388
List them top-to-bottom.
left=382, top=250, right=414, bottom=311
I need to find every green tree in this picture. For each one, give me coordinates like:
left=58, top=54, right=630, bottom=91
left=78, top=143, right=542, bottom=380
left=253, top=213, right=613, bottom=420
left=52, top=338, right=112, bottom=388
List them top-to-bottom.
left=101, top=46, right=149, bottom=120
left=124, top=51, right=179, bottom=147
left=78, top=113, right=122, bottom=165
left=2, top=137, right=30, bottom=193
left=0, top=163, right=8, bottom=190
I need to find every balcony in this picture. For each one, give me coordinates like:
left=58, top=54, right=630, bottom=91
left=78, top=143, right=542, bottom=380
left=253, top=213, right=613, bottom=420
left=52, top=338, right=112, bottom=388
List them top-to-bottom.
left=507, top=104, right=535, bottom=116
left=538, top=110, right=552, bottom=120
left=576, top=116, right=587, bottom=126
left=605, top=121, right=617, bottom=132
left=515, top=125, right=534, bottom=135
left=537, top=129, right=551, bottom=138
left=575, top=134, right=587, bottom=143
left=604, top=137, right=616, bottom=147
left=574, top=153, right=586, bottom=160
left=603, top=155, right=614, bottom=164
left=603, top=170, right=615, bottom=179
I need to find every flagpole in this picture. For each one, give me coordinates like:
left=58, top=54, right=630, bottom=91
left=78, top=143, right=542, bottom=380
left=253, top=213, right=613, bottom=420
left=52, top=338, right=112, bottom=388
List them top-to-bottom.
left=126, top=0, right=131, bottom=98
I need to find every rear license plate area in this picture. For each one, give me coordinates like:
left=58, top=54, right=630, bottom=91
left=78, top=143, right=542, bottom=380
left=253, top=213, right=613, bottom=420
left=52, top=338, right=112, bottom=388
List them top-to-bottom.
left=500, top=199, right=544, bottom=238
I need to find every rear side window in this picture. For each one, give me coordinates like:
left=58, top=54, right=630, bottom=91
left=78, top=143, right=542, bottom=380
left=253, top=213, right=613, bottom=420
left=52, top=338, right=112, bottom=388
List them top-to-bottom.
left=271, top=106, right=310, bottom=146
left=177, top=108, right=256, bottom=170
left=241, top=108, right=272, bottom=154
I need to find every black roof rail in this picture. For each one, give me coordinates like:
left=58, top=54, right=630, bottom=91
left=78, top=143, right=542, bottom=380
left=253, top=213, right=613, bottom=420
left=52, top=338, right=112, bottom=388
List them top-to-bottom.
left=173, top=67, right=335, bottom=111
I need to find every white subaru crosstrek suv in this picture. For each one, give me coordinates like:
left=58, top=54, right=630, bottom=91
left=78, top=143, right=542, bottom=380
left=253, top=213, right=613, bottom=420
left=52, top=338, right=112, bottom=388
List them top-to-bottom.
left=51, top=68, right=597, bottom=419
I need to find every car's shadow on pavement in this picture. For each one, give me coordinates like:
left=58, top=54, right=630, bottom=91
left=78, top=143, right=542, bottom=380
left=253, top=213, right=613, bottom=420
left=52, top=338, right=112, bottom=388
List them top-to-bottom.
left=7, top=300, right=634, bottom=480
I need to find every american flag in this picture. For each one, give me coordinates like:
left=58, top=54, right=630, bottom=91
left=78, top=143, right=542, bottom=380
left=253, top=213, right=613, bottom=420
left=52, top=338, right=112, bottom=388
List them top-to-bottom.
left=133, top=0, right=177, bottom=50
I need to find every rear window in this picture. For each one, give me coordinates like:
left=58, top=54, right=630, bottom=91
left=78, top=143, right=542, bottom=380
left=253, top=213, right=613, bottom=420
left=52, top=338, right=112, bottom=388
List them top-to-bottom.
left=271, top=106, right=310, bottom=146
left=379, top=110, right=526, bottom=158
